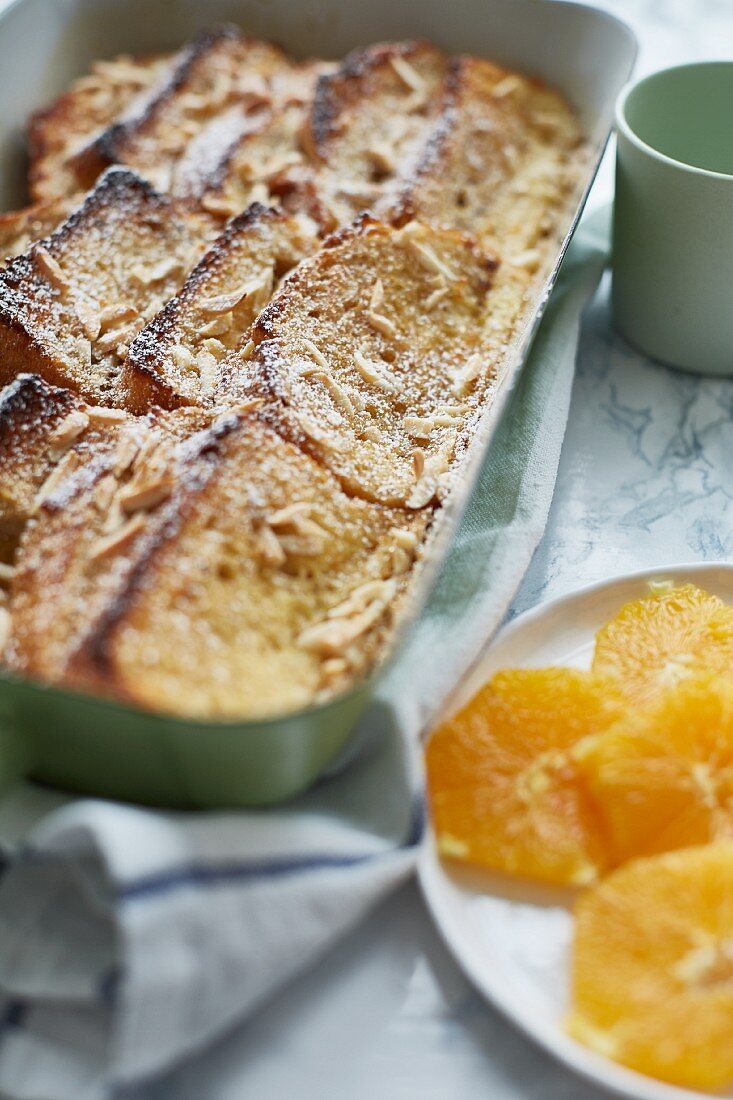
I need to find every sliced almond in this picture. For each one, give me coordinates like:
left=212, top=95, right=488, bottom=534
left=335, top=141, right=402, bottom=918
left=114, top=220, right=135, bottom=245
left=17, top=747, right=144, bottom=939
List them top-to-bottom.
left=390, top=55, right=426, bottom=94
left=491, top=74, right=522, bottom=99
left=201, top=193, right=240, bottom=219
left=409, top=240, right=455, bottom=282
left=35, top=246, right=70, bottom=293
left=510, top=248, right=542, bottom=272
left=131, top=257, right=182, bottom=285
left=369, top=278, right=385, bottom=311
left=198, top=279, right=263, bottom=316
left=425, top=285, right=449, bottom=310
left=75, top=300, right=101, bottom=341
left=367, top=309, right=397, bottom=339
left=199, top=314, right=233, bottom=337
left=240, top=338, right=255, bottom=360
left=302, top=338, right=328, bottom=368
left=172, top=344, right=197, bottom=372
left=354, top=348, right=400, bottom=393
left=452, top=353, right=483, bottom=397
left=303, top=370, right=354, bottom=416
left=85, top=405, right=127, bottom=425
left=49, top=410, right=90, bottom=455
left=119, top=477, right=174, bottom=514
left=268, top=502, right=313, bottom=528
left=90, top=513, right=147, bottom=560
left=256, top=524, right=286, bottom=567
left=391, top=527, right=419, bottom=553
left=389, top=546, right=412, bottom=576
left=0, top=563, right=15, bottom=585
left=327, top=579, right=396, bottom=619
left=0, top=606, right=10, bottom=651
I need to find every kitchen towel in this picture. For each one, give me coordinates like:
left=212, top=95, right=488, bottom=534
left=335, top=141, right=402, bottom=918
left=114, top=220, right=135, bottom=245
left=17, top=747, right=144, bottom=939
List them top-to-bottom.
left=0, top=214, right=608, bottom=1100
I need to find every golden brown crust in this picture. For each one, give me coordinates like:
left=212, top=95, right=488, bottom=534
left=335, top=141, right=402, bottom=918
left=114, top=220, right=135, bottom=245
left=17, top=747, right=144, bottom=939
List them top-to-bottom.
left=68, top=26, right=288, bottom=194
left=28, top=52, right=174, bottom=202
left=0, top=168, right=211, bottom=407
left=124, top=202, right=318, bottom=411
left=0, top=374, right=84, bottom=561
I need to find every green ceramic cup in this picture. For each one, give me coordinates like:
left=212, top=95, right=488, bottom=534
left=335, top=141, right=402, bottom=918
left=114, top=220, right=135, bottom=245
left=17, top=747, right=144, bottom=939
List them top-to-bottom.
left=612, top=62, right=733, bottom=375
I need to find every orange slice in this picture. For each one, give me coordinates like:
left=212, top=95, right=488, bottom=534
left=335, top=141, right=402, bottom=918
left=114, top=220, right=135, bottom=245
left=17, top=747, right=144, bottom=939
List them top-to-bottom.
left=592, top=582, right=733, bottom=707
left=425, top=668, right=626, bottom=886
left=575, top=674, right=733, bottom=866
left=569, top=843, right=733, bottom=1090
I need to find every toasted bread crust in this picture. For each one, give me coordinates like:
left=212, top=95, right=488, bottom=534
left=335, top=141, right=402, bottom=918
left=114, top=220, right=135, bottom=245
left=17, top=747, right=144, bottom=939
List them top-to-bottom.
left=69, top=26, right=288, bottom=194
left=28, top=52, right=174, bottom=202
left=0, top=169, right=210, bottom=407
left=124, top=202, right=318, bottom=411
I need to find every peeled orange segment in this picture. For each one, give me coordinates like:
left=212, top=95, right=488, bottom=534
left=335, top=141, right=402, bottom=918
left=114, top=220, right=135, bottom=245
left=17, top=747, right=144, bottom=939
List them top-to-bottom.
left=592, top=582, right=733, bottom=707
left=425, top=668, right=626, bottom=886
left=575, top=674, right=733, bottom=866
left=569, top=843, right=733, bottom=1090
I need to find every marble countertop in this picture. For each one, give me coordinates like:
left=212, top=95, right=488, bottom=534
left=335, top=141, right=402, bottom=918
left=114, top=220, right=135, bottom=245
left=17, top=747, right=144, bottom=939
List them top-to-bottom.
left=4, top=1, right=733, bottom=1097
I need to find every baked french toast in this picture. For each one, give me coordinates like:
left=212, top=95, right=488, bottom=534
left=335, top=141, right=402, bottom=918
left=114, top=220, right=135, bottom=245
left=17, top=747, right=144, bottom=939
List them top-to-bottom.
left=0, top=26, right=586, bottom=721
left=28, top=52, right=174, bottom=202
left=0, top=168, right=210, bottom=407
left=125, top=203, right=318, bottom=411
left=245, top=216, right=497, bottom=506
left=8, top=410, right=425, bottom=717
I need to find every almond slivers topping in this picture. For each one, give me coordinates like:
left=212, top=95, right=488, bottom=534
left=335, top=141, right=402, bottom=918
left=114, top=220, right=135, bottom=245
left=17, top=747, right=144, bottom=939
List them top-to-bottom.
left=390, top=55, right=426, bottom=94
left=491, top=74, right=522, bottom=98
left=409, top=240, right=455, bottom=282
left=35, top=246, right=70, bottom=293
left=131, top=257, right=181, bottom=285
left=198, top=277, right=267, bottom=315
left=370, top=278, right=385, bottom=311
left=366, top=309, right=397, bottom=339
left=302, top=338, right=328, bottom=368
left=354, top=348, right=400, bottom=393
left=452, top=353, right=483, bottom=397
left=303, top=370, right=355, bottom=416
left=85, top=405, right=127, bottom=425
left=49, top=410, right=90, bottom=454
left=119, top=477, right=174, bottom=514
left=90, top=513, right=147, bottom=560
left=256, top=524, right=286, bottom=567
left=0, top=563, right=15, bottom=584
left=0, top=607, right=10, bottom=651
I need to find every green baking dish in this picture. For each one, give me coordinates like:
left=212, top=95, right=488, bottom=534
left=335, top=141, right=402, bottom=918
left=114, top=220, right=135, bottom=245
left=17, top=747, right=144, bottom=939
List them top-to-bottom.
left=0, top=0, right=636, bottom=807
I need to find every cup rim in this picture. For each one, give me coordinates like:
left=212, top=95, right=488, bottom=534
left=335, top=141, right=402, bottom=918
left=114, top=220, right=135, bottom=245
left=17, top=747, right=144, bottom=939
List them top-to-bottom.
left=615, top=60, right=733, bottom=181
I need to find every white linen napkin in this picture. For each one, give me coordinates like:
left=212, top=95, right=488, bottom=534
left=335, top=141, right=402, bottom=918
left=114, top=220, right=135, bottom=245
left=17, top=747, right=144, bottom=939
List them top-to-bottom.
left=0, top=216, right=607, bottom=1100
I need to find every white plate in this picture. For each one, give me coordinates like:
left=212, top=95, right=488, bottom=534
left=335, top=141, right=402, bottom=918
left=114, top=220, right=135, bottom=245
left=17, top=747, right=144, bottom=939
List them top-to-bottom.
left=418, top=561, right=733, bottom=1100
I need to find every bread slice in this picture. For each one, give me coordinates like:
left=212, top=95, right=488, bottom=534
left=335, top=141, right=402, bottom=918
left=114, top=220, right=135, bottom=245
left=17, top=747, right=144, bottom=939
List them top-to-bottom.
left=69, top=26, right=288, bottom=195
left=303, top=42, right=448, bottom=227
left=27, top=52, right=174, bottom=202
left=384, top=57, right=583, bottom=268
left=0, top=168, right=210, bottom=407
left=0, top=197, right=79, bottom=263
left=123, top=202, right=318, bottom=411
left=245, top=215, right=497, bottom=507
left=0, top=374, right=89, bottom=562
left=8, top=409, right=425, bottom=718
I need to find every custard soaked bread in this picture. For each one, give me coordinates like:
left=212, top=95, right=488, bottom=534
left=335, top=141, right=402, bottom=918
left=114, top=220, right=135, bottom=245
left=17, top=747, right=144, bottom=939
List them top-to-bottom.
left=69, top=26, right=290, bottom=195
left=304, top=42, right=448, bottom=228
left=27, top=52, right=175, bottom=202
left=0, top=169, right=209, bottom=407
left=124, top=203, right=318, bottom=411
left=245, top=216, right=498, bottom=506
left=7, top=410, right=425, bottom=718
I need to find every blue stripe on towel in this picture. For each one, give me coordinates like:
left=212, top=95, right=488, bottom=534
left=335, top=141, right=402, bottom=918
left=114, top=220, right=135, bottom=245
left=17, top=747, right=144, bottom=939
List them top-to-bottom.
left=119, top=795, right=425, bottom=903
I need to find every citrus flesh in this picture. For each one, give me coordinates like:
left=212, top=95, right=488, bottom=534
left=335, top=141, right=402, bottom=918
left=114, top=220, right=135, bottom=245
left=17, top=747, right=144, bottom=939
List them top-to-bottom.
left=592, top=582, right=733, bottom=708
left=425, top=668, right=626, bottom=886
left=575, top=675, right=733, bottom=866
left=569, top=843, right=733, bottom=1090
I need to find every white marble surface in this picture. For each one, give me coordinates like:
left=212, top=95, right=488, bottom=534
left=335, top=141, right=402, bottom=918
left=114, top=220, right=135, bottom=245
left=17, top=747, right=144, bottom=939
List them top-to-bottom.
left=6, top=1, right=733, bottom=1097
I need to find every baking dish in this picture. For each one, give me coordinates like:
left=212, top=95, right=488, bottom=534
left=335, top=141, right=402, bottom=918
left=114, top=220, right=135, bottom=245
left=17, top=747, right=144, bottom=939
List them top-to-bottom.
left=0, top=0, right=636, bottom=807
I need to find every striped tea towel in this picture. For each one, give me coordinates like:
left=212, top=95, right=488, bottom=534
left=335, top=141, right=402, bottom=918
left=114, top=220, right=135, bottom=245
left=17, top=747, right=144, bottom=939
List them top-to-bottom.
left=0, top=215, right=607, bottom=1100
